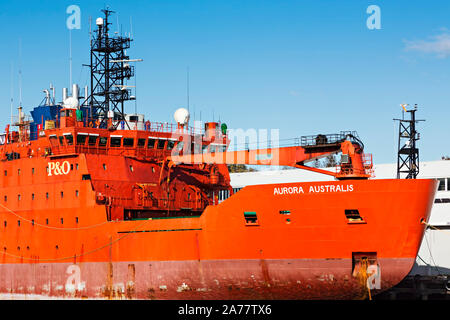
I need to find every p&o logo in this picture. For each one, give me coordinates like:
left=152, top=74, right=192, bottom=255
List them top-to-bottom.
left=48, top=161, right=71, bottom=176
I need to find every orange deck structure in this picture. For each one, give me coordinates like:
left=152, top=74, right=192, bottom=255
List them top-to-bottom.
left=0, top=9, right=437, bottom=299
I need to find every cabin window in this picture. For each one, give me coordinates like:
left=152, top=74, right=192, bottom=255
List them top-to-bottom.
left=129, top=115, right=139, bottom=122
left=64, top=134, right=74, bottom=146
left=77, top=134, right=87, bottom=145
left=49, top=135, right=58, bottom=146
left=88, top=135, right=98, bottom=146
left=59, top=136, right=64, bottom=145
left=99, top=137, right=108, bottom=147
left=110, top=137, right=122, bottom=147
left=123, top=138, right=134, bottom=147
left=137, top=138, right=146, bottom=147
left=147, top=138, right=156, bottom=149
left=157, top=140, right=166, bottom=150
left=167, top=140, right=176, bottom=150
left=202, top=144, right=209, bottom=153
left=220, top=144, right=227, bottom=152
left=210, top=145, right=217, bottom=153
left=103, top=164, right=107, bottom=170
left=129, top=165, right=134, bottom=172
left=32, top=168, right=35, bottom=175
left=438, top=178, right=446, bottom=191
left=75, top=190, right=79, bottom=197
left=60, top=191, right=64, bottom=198
left=46, top=192, right=49, bottom=199
left=32, top=193, right=35, bottom=200
left=17, top=194, right=21, bottom=201
left=76, top=217, right=79, bottom=224
left=46, top=219, right=49, bottom=225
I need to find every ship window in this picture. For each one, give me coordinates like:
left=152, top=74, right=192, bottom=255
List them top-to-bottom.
left=65, top=134, right=74, bottom=145
left=77, top=134, right=87, bottom=145
left=88, top=135, right=98, bottom=146
left=59, top=136, right=64, bottom=145
left=99, top=137, right=108, bottom=147
left=110, top=137, right=122, bottom=147
left=123, top=138, right=134, bottom=147
left=138, top=138, right=146, bottom=147
left=148, top=138, right=156, bottom=149
left=157, top=140, right=166, bottom=150
left=167, top=140, right=176, bottom=150
left=202, top=144, right=209, bottom=153
left=210, top=145, right=217, bottom=153
left=70, top=164, right=74, bottom=170
left=103, top=164, right=107, bottom=170
left=129, top=165, right=134, bottom=172
left=32, top=168, right=35, bottom=175
left=17, top=169, right=20, bottom=176
left=3, top=170, right=6, bottom=176
left=82, top=174, right=91, bottom=180
left=438, top=178, right=446, bottom=191
left=447, top=178, right=450, bottom=191
left=75, top=190, right=79, bottom=197
left=61, top=191, right=64, bottom=198
left=46, top=192, right=49, bottom=199
left=32, top=193, right=34, bottom=200
left=18, top=194, right=20, bottom=201
left=3, top=196, right=6, bottom=202
left=345, top=209, right=365, bottom=224
left=280, top=210, right=291, bottom=215
left=244, top=211, right=259, bottom=226
left=76, top=217, right=79, bottom=224
left=46, top=218, right=49, bottom=225
left=61, top=218, right=63, bottom=224
left=17, top=220, right=20, bottom=227
left=31, top=220, right=34, bottom=226
left=3, top=221, right=6, bottom=227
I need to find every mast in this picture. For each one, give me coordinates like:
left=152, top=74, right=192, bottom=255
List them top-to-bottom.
left=82, top=8, right=141, bottom=129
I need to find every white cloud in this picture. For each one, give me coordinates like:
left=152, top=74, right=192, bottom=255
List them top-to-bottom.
left=404, top=32, right=450, bottom=58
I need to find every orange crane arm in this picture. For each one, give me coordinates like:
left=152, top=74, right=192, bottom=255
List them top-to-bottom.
left=170, top=139, right=372, bottom=180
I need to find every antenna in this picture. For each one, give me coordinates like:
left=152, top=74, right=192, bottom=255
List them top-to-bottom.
left=69, top=28, right=72, bottom=90
left=18, top=38, right=22, bottom=109
left=10, top=62, right=14, bottom=126
left=187, top=66, right=190, bottom=113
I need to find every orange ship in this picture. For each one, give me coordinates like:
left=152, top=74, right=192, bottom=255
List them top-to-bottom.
left=0, top=9, right=437, bottom=300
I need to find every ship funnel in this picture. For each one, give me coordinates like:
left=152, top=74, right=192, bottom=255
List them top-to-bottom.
left=72, top=84, right=79, bottom=100
left=62, top=88, right=68, bottom=102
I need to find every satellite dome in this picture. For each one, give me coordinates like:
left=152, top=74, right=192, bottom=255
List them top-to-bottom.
left=96, top=17, right=104, bottom=26
left=63, top=96, right=79, bottom=109
left=174, top=108, right=190, bottom=125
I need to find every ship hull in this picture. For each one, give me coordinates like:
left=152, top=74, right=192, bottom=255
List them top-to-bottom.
left=0, top=178, right=437, bottom=299
left=0, top=257, right=413, bottom=300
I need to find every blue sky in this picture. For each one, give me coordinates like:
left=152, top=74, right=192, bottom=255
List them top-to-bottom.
left=0, top=0, right=450, bottom=164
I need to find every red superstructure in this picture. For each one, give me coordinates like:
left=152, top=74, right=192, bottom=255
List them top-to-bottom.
left=0, top=9, right=437, bottom=299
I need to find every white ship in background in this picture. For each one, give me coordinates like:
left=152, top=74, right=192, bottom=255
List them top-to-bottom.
left=228, top=160, right=450, bottom=278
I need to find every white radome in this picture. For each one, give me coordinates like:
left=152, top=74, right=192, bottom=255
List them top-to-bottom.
left=96, top=17, right=104, bottom=26
left=63, top=97, right=79, bottom=109
left=174, top=108, right=190, bottom=125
